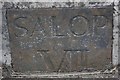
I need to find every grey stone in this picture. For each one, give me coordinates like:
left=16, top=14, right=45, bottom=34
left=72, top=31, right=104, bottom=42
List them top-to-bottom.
left=6, top=5, right=113, bottom=74
left=6, top=7, right=113, bottom=73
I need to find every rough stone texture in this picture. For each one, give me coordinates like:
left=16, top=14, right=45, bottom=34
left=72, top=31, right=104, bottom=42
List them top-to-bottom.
left=0, top=1, right=119, bottom=80
left=118, top=1, right=120, bottom=79
left=6, top=7, right=113, bottom=73
left=1, top=78, right=120, bottom=80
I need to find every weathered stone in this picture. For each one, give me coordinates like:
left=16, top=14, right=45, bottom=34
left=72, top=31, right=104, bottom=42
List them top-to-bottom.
left=6, top=7, right=113, bottom=73
left=1, top=78, right=119, bottom=80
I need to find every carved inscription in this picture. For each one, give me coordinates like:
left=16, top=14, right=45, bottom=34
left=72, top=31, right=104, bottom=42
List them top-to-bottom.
left=7, top=8, right=113, bottom=73
left=70, top=16, right=88, bottom=36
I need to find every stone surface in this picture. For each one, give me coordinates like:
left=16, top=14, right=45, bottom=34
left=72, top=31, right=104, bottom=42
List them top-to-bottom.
left=1, top=1, right=119, bottom=79
left=6, top=7, right=113, bottom=73
left=1, top=78, right=119, bottom=80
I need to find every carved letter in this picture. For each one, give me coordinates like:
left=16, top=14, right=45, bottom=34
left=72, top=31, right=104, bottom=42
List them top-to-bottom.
left=70, top=16, right=88, bottom=36
left=14, top=17, right=28, bottom=37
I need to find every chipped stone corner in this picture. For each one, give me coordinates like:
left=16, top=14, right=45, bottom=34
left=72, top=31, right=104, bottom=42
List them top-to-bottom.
left=0, top=1, right=119, bottom=79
